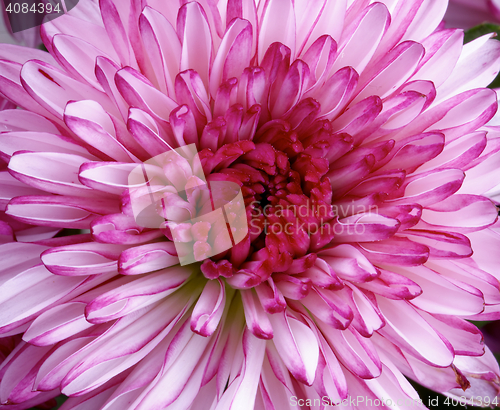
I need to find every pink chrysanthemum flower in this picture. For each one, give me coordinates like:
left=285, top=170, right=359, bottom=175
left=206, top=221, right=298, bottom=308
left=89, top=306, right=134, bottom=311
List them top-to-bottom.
left=1, top=0, right=500, bottom=409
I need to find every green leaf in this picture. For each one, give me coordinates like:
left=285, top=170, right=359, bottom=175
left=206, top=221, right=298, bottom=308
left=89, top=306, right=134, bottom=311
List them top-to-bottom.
left=464, top=23, right=500, bottom=44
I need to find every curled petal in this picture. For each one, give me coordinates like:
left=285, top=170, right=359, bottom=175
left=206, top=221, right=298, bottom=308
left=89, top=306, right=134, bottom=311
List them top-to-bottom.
left=118, top=242, right=178, bottom=275
left=191, top=279, right=228, bottom=337
left=267, top=310, right=319, bottom=386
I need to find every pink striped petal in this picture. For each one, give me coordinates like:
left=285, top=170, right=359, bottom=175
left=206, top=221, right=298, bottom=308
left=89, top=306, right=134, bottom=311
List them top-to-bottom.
left=99, top=0, right=133, bottom=68
left=258, top=0, right=296, bottom=62
left=295, top=0, right=346, bottom=56
left=403, top=0, right=449, bottom=42
left=178, top=2, right=213, bottom=88
left=332, top=3, right=389, bottom=74
left=139, top=7, right=181, bottom=97
left=40, top=10, right=116, bottom=59
left=210, top=18, right=253, bottom=98
left=412, top=29, right=463, bottom=88
left=52, top=34, right=112, bottom=90
left=301, top=35, right=337, bottom=92
left=437, top=35, right=500, bottom=101
left=354, top=41, right=425, bottom=104
left=0, top=44, right=56, bottom=66
left=95, top=57, right=129, bottom=120
left=0, top=60, right=60, bottom=123
left=20, top=60, right=118, bottom=120
left=307, top=66, right=358, bottom=120
left=115, top=67, right=177, bottom=123
left=175, top=70, right=212, bottom=126
left=399, top=88, right=497, bottom=142
left=64, top=100, right=136, bottom=162
left=127, top=108, right=176, bottom=157
left=0, top=110, right=59, bottom=134
left=0, top=131, right=94, bottom=163
left=419, top=131, right=487, bottom=172
left=8, top=152, right=103, bottom=198
left=79, top=161, right=152, bottom=195
left=390, top=169, right=465, bottom=207
left=0, top=171, right=45, bottom=211
left=419, top=194, right=497, bottom=233
left=6, top=195, right=118, bottom=229
left=331, top=213, right=400, bottom=243
left=90, top=214, right=164, bottom=245
left=402, top=229, right=473, bottom=259
left=357, top=236, right=429, bottom=266
left=41, top=242, right=128, bottom=276
left=118, top=242, right=178, bottom=275
left=319, top=244, right=379, bottom=282
left=300, top=257, right=343, bottom=290
left=429, top=259, right=500, bottom=307
left=0, top=264, right=85, bottom=334
left=390, top=265, right=484, bottom=315
left=84, top=266, right=193, bottom=324
left=191, top=279, right=227, bottom=337
left=343, top=284, right=385, bottom=337
left=297, top=287, right=353, bottom=330
left=241, top=288, right=274, bottom=339
left=61, top=291, right=197, bottom=396
left=376, top=297, right=454, bottom=367
left=23, top=303, right=93, bottom=347
left=267, top=310, right=319, bottom=385
left=421, top=312, right=483, bottom=356
left=131, top=323, right=214, bottom=409
left=318, top=323, right=382, bottom=379
left=213, top=329, right=266, bottom=410
left=0, top=343, right=54, bottom=404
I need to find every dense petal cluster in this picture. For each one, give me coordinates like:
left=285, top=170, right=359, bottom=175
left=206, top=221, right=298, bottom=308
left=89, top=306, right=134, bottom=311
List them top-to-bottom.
left=1, top=0, right=500, bottom=409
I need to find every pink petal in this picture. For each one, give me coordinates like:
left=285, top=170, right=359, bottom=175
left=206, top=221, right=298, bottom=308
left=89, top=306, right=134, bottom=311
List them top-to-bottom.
left=258, top=0, right=296, bottom=62
left=295, top=0, right=346, bottom=57
left=178, top=2, right=213, bottom=88
left=332, top=3, right=389, bottom=75
left=139, top=7, right=181, bottom=97
left=210, top=18, right=253, bottom=98
left=412, top=29, right=463, bottom=88
left=52, top=34, right=112, bottom=90
left=437, top=34, right=500, bottom=101
left=20, top=60, right=118, bottom=120
left=115, top=67, right=177, bottom=123
left=64, top=100, right=136, bottom=162
left=0, top=110, right=60, bottom=134
left=0, top=131, right=94, bottom=163
left=8, top=151, right=101, bottom=198
left=0, top=171, right=45, bottom=211
left=6, top=195, right=117, bottom=229
left=41, top=242, right=127, bottom=276
left=118, top=242, right=178, bottom=275
left=0, top=264, right=85, bottom=334
left=85, top=266, right=193, bottom=324
left=191, top=279, right=227, bottom=337
left=241, top=288, right=274, bottom=339
left=376, top=297, right=455, bottom=367
left=23, top=302, right=93, bottom=346
left=268, top=310, right=319, bottom=386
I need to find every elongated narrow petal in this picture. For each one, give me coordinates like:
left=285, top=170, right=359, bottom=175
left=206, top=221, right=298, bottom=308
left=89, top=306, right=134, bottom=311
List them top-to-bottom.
left=267, top=310, right=319, bottom=385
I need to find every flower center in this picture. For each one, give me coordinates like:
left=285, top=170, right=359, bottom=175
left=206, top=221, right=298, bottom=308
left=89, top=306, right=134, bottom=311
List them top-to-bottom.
left=200, top=139, right=336, bottom=288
